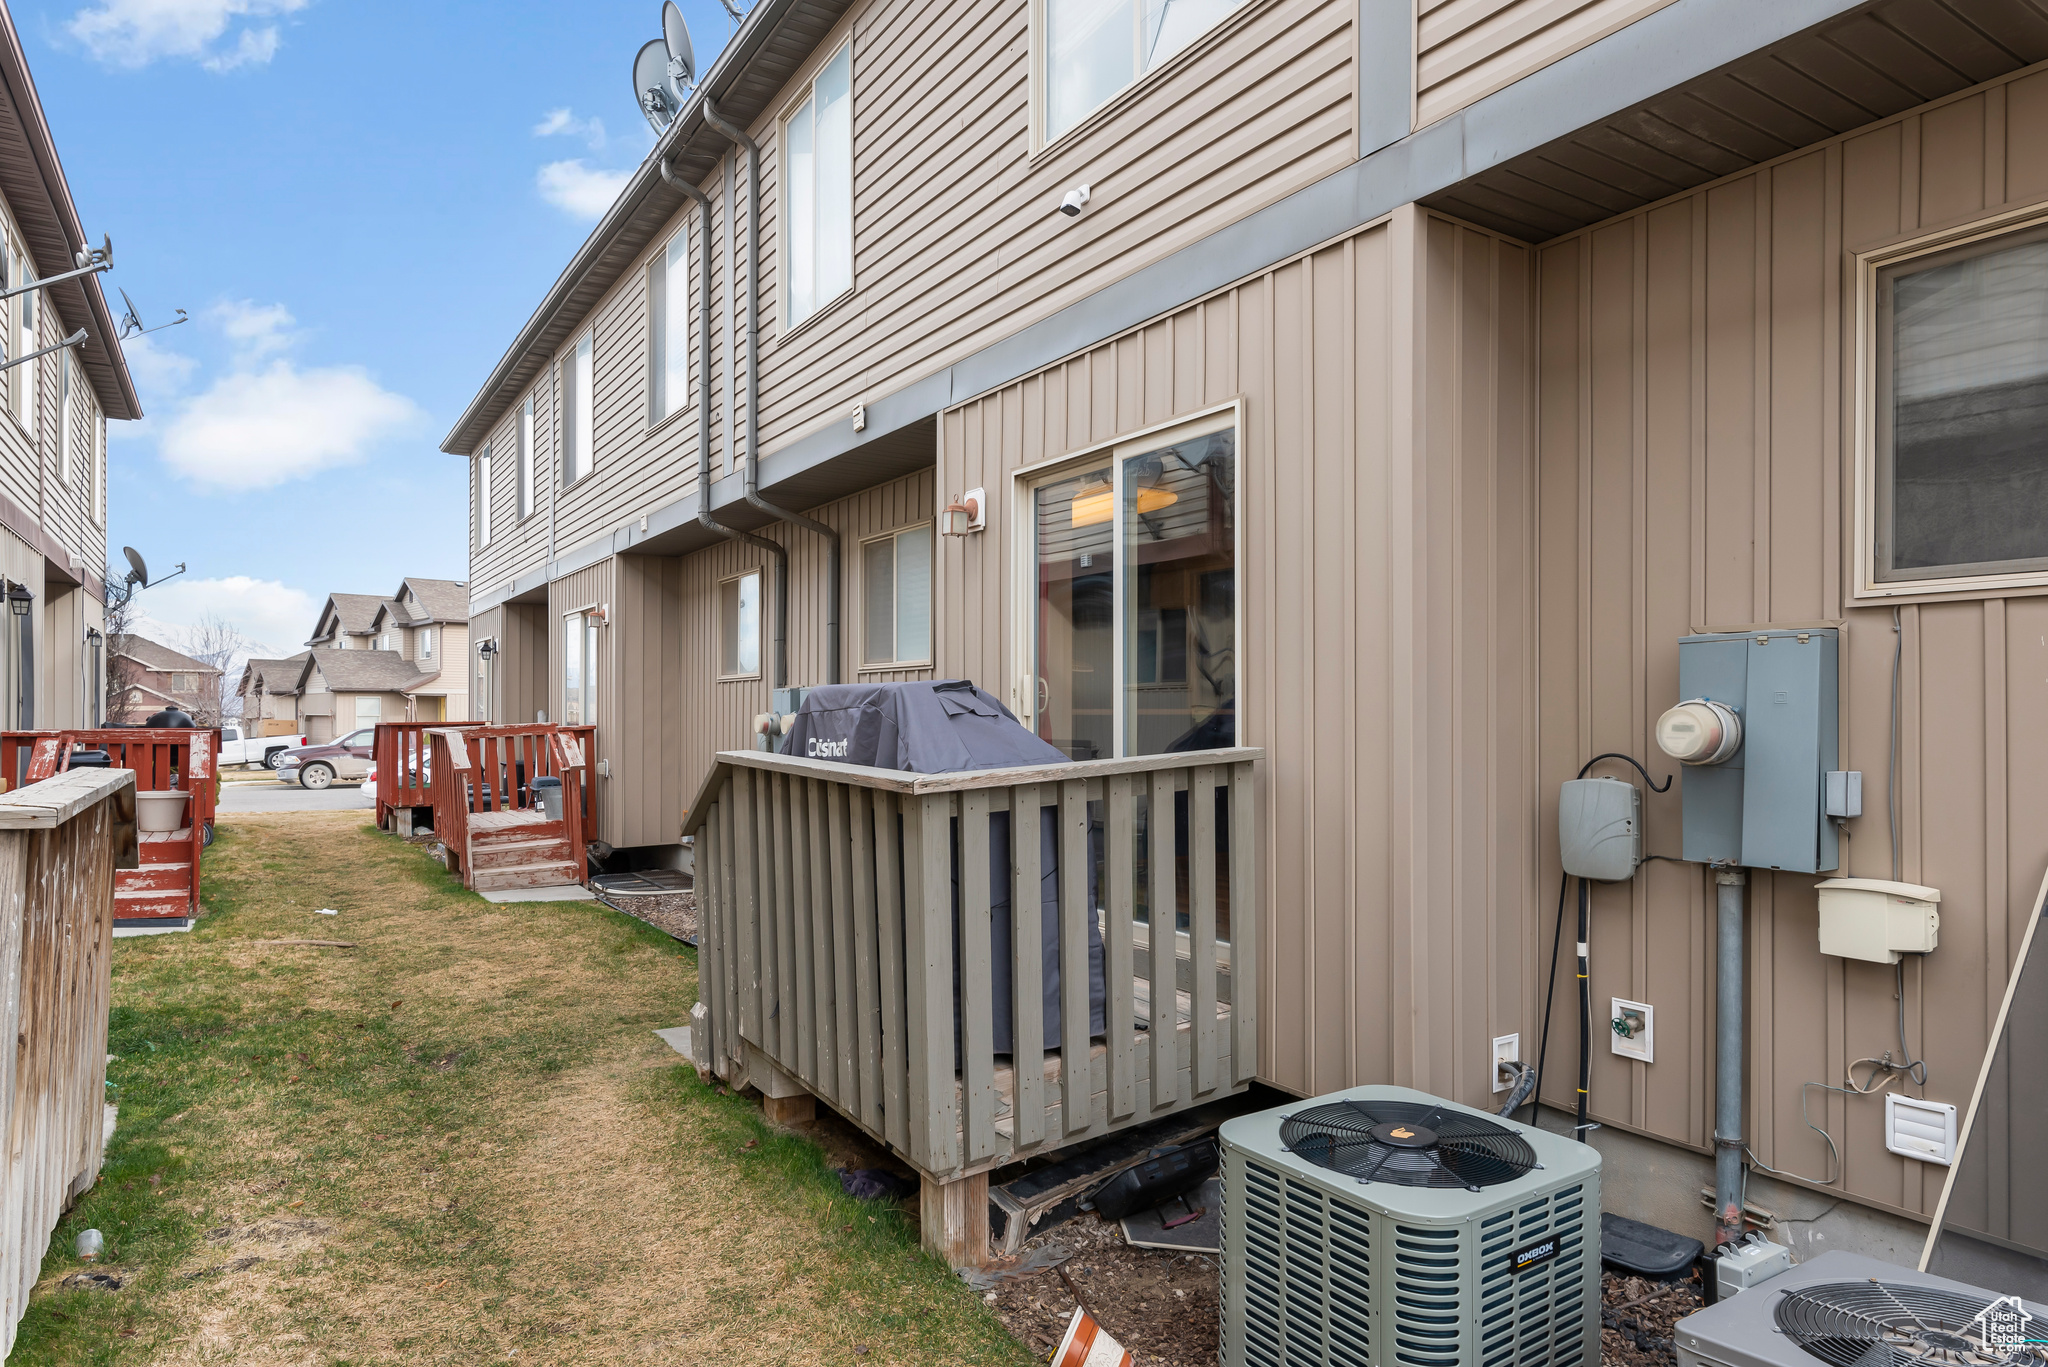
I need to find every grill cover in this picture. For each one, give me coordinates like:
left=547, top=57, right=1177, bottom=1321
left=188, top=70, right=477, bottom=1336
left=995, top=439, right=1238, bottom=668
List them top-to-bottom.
left=781, top=680, right=1106, bottom=1053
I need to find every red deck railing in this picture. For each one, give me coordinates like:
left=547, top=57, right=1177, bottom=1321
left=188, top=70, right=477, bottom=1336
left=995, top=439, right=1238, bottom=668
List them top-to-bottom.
left=372, top=721, right=485, bottom=828
left=379, top=721, right=595, bottom=844
left=424, top=724, right=593, bottom=887
left=0, top=729, right=218, bottom=920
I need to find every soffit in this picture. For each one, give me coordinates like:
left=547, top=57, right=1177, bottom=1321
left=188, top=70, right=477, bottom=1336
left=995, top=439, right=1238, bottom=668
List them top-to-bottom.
left=1428, top=0, right=2048, bottom=240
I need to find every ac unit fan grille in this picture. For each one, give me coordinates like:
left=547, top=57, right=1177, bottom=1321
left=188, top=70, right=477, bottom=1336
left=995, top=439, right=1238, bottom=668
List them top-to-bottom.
left=1281, top=1099, right=1540, bottom=1189
left=1773, top=1280, right=2038, bottom=1367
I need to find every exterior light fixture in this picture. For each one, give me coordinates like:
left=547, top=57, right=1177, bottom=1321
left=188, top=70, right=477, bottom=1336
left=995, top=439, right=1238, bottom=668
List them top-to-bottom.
left=942, top=488, right=986, bottom=537
left=9, top=584, right=33, bottom=617
left=85, top=627, right=102, bottom=646
left=477, top=638, right=498, bottom=656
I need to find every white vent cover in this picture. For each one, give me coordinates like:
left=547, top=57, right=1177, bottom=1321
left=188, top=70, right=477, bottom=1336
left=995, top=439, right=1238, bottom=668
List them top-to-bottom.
left=1885, top=1094, right=1957, bottom=1165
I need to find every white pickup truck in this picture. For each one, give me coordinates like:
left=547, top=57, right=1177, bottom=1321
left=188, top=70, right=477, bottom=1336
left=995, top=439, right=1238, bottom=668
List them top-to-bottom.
left=217, top=725, right=307, bottom=770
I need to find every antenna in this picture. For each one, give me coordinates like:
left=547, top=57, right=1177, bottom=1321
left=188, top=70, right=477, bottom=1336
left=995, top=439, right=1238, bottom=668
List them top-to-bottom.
left=718, top=0, right=746, bottom=22
left=663, top=1, right=695, bottom=92
left=634, top=38, right=676, bottom=132
left=116, top=288, right=189, bottom=341
left=111, top=546, right=185, bottom=606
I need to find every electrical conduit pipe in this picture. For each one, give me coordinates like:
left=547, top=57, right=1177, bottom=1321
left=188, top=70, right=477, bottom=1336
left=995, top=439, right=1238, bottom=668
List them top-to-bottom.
left=1713, top=867, right=1747, bottom=1249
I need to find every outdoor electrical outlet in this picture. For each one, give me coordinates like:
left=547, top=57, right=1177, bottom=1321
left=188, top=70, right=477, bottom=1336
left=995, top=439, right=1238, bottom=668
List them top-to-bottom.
left=1610, top=998, right=1654, bottom=1063
left=1492, top=1034, right=1522, bottom=1092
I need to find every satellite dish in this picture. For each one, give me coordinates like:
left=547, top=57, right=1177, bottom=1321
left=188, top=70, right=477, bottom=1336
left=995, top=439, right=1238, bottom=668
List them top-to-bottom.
left=663, top=1, right=695, bottom=89
left=634, top=38, right=675, bottom=132
left=122, top=546, right=148, bottom=588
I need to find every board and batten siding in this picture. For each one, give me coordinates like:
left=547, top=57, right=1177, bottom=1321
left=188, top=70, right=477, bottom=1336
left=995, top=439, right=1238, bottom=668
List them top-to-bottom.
left=1416, top=0, right=1681, bottom=128
left=1534, top=67, right=2048, bottom=1224
left=938, top=208, right=1539, bottom=1106
left=674, top=468, right=937, bottom=811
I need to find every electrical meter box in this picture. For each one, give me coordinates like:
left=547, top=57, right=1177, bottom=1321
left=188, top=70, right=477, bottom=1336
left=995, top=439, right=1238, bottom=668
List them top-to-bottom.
left=1676, top=629, right=1839, bottom=873
left=1813, top=877, right=1940, bottom=963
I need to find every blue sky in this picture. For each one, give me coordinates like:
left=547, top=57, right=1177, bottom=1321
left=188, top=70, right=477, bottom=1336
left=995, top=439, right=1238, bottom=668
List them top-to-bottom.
left=14, top=0, right=738, bottom=656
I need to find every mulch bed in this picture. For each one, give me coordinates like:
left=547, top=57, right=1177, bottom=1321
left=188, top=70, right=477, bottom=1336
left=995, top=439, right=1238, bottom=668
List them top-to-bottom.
left=596, top=889, right=697, bottom=944
left=984, top=1211, right=1220, bottom=1367
left=1601, top=1269, right=1706, bottom=1366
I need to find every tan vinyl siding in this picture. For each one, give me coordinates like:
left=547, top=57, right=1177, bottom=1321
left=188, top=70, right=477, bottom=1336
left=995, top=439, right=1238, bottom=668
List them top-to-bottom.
left=1415, top=0, right=1680, bottom=128
left=1532, top=69, right=2048, bottom=1223
left=939, top=209, right=1538, bottom=1104
left=674, top=468, right=937, bottom=811
left=614, top=555, right=687, bottom=847
left=499, top=601, right=550, bottom=727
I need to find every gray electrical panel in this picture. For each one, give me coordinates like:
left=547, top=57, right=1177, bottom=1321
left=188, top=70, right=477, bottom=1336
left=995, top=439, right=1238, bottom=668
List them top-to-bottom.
left=1676, top=629, right=1839, bottom=873
left=1559, top=777, right=1642, bottom=882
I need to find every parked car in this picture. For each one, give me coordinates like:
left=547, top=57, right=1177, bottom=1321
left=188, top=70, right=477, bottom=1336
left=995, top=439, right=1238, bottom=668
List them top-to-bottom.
left=218, top=725, right=308, bottom=770
left=277, top=728, right=375, bottom=790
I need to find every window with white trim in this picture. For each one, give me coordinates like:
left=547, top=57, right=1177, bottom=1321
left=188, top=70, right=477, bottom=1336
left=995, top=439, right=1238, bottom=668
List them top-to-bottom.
left=1040, top=0, right=1246, bottom=143
left=781, top=41, right=853, bottom=329
left=1873, top=219, right=2048, bottom=587
left=649, top=229, right=690, bottom=422
left=13, top=252, right=32, bottom=424
left=563, top=332, right=593, bottom=485
left=56, top=348, right=71, bottom=484
left=517, top=395, right=535, bottom=517
left=1024, top=412, right=1237, bottom=760
left=478, top=445, right=493, bottom=547
left=861, top=524, right=932, bottom=667
left=719, top=571, right=761, bottom=678
left=563, top=609, right=600, bottom=724
left=419, top=628, right=434, bottom=660
left=356, top=697, right=381, bottom=729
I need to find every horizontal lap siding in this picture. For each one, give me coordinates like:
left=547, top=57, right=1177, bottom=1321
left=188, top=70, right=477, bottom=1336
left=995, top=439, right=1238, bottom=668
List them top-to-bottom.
left=1416, top=0, right=1681, bottom=127
left=1534, top=73, right=2048, bottom=1223
left=938, top=212, right=1539, bottom=1106
left=674, top=467, right=937, bottom=813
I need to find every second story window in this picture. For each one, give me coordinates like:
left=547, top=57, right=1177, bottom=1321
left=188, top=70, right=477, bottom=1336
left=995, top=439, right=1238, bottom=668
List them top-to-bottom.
left=1042, top=0, right=1246, bottom=143
left=781, top=41, right=853, bottom=329
left=649, top=230, right=690, bottom=422
left=13, top=251, right=32, bottom=424
left=563, top=331, right=594, bottom=485
left=56, top=349, right=71, bottom=484
left=517, top=395, right=535, bottom=517
left=478, top=444, right=493, bottom=548
left=420, top=628, right=435, bottom=660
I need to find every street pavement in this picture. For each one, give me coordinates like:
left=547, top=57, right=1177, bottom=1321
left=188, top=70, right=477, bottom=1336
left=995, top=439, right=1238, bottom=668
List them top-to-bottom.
left=216, top=778, right=377, bottom=815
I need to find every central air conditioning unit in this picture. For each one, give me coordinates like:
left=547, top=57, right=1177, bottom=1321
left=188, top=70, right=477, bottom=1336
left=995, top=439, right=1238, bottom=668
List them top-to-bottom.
left=1219, top=1084, right=1602, bottom=1367
left=1675, top=1249, right=2048, bottom=1367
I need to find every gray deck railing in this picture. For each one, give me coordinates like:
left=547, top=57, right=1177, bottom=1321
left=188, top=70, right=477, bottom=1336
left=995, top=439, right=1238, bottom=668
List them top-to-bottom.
left=684, top=747, right=1261, bottom=1181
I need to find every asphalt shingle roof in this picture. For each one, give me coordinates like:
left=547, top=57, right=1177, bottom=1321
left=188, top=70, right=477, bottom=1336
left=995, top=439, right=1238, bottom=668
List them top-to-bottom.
left=391, top=577, right=469, bottom=624
left=110, top=634, right=217, bottom=674
left=297, top=648, right=437, bottom=695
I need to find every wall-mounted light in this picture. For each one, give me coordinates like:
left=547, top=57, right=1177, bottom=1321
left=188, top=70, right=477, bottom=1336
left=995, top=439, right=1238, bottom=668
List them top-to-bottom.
left=941, top=487, right=986, bottom=537
left=9, top=584, right=33, bottom=618
left=477, top=638, right=498, bottom=657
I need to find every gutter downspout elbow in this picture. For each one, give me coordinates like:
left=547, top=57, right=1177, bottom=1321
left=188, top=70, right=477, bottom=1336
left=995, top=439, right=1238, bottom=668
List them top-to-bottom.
left=700, top=99, right=841, bottom=687
left=660, top=154, right=789, bottom=688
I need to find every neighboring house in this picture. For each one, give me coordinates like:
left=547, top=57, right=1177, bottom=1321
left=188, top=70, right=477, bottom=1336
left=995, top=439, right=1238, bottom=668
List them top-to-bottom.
left=450, top=0, right=2048, bottom=1271
left=0, top=4, right=138, bottom=731
left=365, top=576, right=470, bottom=722
left=306, top=593, right=397, bottom=651
left=106, top=634, right=220, bottom=725
left=289, top=648, right=438, bottom=743
left=236, top=652, right=308, bottom=736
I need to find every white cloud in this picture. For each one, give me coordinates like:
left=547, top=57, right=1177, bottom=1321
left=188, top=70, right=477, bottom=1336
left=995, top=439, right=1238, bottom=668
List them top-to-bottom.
left=68, top=0, right=307, bottom=70
left=534, top=107, right=607, bottom=150
left=537, top=159, right=631, bottom=220
left=211, top=299, right=295, bottom=359
left=120, top=332, right=198, bottom=396
left=158, top=361, right=423, bottom=488
left=132, top=576, right=317, bottom=659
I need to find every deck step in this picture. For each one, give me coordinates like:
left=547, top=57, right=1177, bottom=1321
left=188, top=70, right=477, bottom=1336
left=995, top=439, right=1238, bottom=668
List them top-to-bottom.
left=469, top=818, right=567, bottom=846
left=140, top=831, right=195, bottom=862
left=468, top=836, right=572, bottom=869
left=470, top=860, right=581, bottom=893
left=121, top=862, right=191, bottom=892
left=115, top=886, right=189, bottom=918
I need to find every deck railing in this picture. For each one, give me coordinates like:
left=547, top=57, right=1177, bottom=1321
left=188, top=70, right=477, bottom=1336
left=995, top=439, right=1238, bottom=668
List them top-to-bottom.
left=384, top=722, right=596, bottom=843
left=426, top=725, right=592, bottom=882
left=685, top=747, right=1261, bottom=1181
left=0, top=767, right=138, bottom=1357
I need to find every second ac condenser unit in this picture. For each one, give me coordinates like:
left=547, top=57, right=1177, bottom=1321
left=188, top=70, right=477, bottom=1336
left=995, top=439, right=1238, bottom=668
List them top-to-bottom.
left=1219, top=1084, right=1603, bottom=1367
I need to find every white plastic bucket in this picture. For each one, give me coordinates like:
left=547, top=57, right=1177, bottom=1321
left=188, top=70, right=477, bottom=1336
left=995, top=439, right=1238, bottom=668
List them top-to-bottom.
left=135, top=790, right=191, bottom=834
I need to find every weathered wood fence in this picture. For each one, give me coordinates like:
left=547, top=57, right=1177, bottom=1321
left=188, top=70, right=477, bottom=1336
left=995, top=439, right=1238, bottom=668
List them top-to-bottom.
left=684, top=747, right=1260, bottom=1183
left=0, top=768, right=138, bottom=1358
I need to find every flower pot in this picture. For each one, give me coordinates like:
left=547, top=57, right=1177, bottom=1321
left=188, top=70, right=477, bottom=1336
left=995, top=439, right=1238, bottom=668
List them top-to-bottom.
left=135, top=790, right=192, bottom=834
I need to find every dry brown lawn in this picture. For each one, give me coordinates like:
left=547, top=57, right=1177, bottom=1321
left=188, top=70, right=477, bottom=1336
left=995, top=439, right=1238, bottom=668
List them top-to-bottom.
left=13, top=812, right=1029, bottom=1367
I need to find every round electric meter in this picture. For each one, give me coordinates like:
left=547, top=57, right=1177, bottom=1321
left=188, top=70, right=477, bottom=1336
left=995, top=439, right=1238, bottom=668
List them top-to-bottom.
left=1655, top=698, right=1743, bottom=765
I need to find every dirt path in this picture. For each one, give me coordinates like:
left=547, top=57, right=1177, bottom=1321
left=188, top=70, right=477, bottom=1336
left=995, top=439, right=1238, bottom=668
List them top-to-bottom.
left=14, top=813, right=1028, bottom=1367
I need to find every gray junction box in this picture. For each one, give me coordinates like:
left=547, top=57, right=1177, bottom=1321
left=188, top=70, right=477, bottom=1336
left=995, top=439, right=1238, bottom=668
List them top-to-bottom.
left=1677, top=630, right=1839, bottom=874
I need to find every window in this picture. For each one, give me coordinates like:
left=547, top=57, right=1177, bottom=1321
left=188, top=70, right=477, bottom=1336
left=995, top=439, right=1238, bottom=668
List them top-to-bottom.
left=1041, top=0, right=1246, bottom=143
left=782, top=42, right=853, bottom=329
left=1871, top=219, right=2048, bottom=589
left=649, top=230, right=690, bottom=422
left=14, top=256, right=32, bottom=423
left=563, top=332, right=594, bottom=485
left=56, top=348, right=70, bottom=484
left=517, top=395, right=535, bottom=518
left=1026, top=413, right=1237, bottom=759
left=478, top=445, right=492, bottom=547
left=861, top=524, right=933, bottom=666
left=720, top=572, right=761, bottom=678
left=563, top=610, right=600, bottom=723
left=419, top=628, right=434, bottom=659
left=378, top=633, right=392, bottom=652
left=170, top=672, right=198, bottom=691
left=356, top=699, right=381, bottom=729
left=342, top=728, right=373, bottom=747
